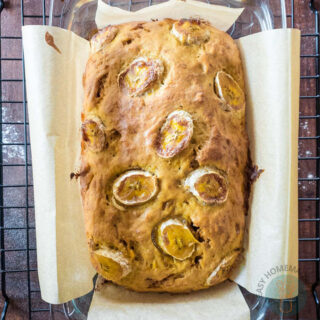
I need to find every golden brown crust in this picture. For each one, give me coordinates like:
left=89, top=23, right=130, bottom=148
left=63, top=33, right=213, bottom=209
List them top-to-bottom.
left=81, top=19, right=248, bottom=292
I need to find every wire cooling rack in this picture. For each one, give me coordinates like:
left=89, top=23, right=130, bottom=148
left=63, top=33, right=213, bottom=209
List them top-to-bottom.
left=0, top=0, right=319, bottom=319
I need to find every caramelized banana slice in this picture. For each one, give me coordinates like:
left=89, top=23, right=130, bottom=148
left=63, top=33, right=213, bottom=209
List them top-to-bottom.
left=172, top=19, right=210, bottom=45
left=90, top=26, right=119, bottom=54
left=118, top=58, right=164, bottom=96
left=214, top=71, right=245, bottom=110
left=156, top=110, right=193, bottom=158
left=81, top=117, right=106, bottom=152
left=185, top=168, right=228, bottom=204
left=112, top=170, right=159, bottom=206
left=111, top=196, right=126, bottom=211
left=155, top=218, right=198, bottom=261
left=93, top=247, right=131, bottom=280
left=206, top=252, right=238, bottom=286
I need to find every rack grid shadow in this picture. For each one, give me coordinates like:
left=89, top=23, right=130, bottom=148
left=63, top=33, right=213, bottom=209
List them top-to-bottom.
left=0, top=0, right=319, bottom=319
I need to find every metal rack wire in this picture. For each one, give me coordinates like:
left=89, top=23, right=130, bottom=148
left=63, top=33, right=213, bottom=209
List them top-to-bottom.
left=0, top=0, right=320, bottom=319
left=299, top=1, right=320, bottom=319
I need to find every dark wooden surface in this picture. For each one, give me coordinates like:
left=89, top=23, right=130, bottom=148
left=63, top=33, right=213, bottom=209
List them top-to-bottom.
left=0, top=0, right=319, bottom=319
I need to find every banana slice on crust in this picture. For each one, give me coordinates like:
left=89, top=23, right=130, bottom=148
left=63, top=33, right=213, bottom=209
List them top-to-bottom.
left=172, top=19, right=210, bottom=45
left=90, top=26, right=119, bottom=54
left=118, top=57, right=164, bottom=96
left=214, top=71, right=245, bottom=110
left=156, top=110, right=193, bottom=158
left=81, top=117, right=106, bottom=152
left=184, top=168, right=228, bottom=204
left=112, top=170, right=159, bottom=206
left=154, top=218, right=198, bottom=261
left=93, top=247, right=131, bottom=280
left=206, top=252, right=238, bottom=286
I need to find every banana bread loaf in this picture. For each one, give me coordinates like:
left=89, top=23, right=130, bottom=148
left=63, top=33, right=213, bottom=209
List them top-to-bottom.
left=80, top=18, right=248, bottom=292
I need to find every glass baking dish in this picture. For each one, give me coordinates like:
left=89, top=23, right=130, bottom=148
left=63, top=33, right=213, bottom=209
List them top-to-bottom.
left=47, top=0, right=289, bottom=318
left=49, top=0, right=287, bottom=39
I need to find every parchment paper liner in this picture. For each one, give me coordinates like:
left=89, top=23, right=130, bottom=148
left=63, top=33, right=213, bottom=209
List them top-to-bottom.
left=21, top=0, right=300, bottom=316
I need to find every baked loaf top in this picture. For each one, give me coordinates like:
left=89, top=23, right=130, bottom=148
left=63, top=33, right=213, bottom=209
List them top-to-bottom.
left=81, top=19, right=248, bottom=293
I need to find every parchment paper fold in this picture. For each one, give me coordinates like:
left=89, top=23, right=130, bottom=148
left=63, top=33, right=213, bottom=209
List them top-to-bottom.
left=95, top=0, right=243, bottom=31
left=22, top=26, right=95, bottom=304
left=88, top=280, right=249, bottom=320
